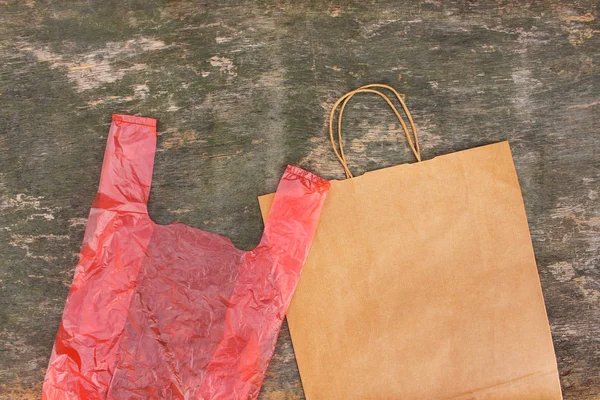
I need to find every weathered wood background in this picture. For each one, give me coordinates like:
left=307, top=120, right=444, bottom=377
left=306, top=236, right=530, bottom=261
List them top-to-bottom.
left=0, top=1, right=599, bottom=399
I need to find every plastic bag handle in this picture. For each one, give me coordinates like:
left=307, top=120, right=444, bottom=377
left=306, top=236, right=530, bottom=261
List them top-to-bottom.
left=329, top=84, right=421, bottom=179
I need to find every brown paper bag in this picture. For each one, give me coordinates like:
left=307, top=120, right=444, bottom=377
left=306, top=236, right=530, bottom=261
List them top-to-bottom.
left=259, top=85, right=562, bottom=400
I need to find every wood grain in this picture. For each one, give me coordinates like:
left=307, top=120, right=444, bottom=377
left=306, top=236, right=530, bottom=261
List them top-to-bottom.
left=0, top=1, right=598, bottom=399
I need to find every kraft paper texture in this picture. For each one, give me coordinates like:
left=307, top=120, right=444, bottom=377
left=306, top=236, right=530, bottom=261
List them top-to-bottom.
left=259, top=142, right=562, bottom=400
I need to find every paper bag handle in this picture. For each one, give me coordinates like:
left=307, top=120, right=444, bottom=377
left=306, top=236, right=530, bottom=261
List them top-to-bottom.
left=329, top=84, right=421, bottom=178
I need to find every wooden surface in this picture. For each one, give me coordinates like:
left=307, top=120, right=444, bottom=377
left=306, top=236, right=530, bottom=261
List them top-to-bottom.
left=0, top=1, right=598, bottom=399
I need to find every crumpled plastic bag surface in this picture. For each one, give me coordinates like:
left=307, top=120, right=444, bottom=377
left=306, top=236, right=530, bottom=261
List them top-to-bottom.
left=43, top=114, right=330, bottom=399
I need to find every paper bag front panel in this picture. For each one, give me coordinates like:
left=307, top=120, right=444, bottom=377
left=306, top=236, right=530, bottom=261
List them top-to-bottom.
left=259, top=142, right=562, bottom=400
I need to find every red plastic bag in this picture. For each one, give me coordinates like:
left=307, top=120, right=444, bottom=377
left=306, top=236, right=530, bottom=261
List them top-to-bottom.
left=43, top=114, right=330, bottom=399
